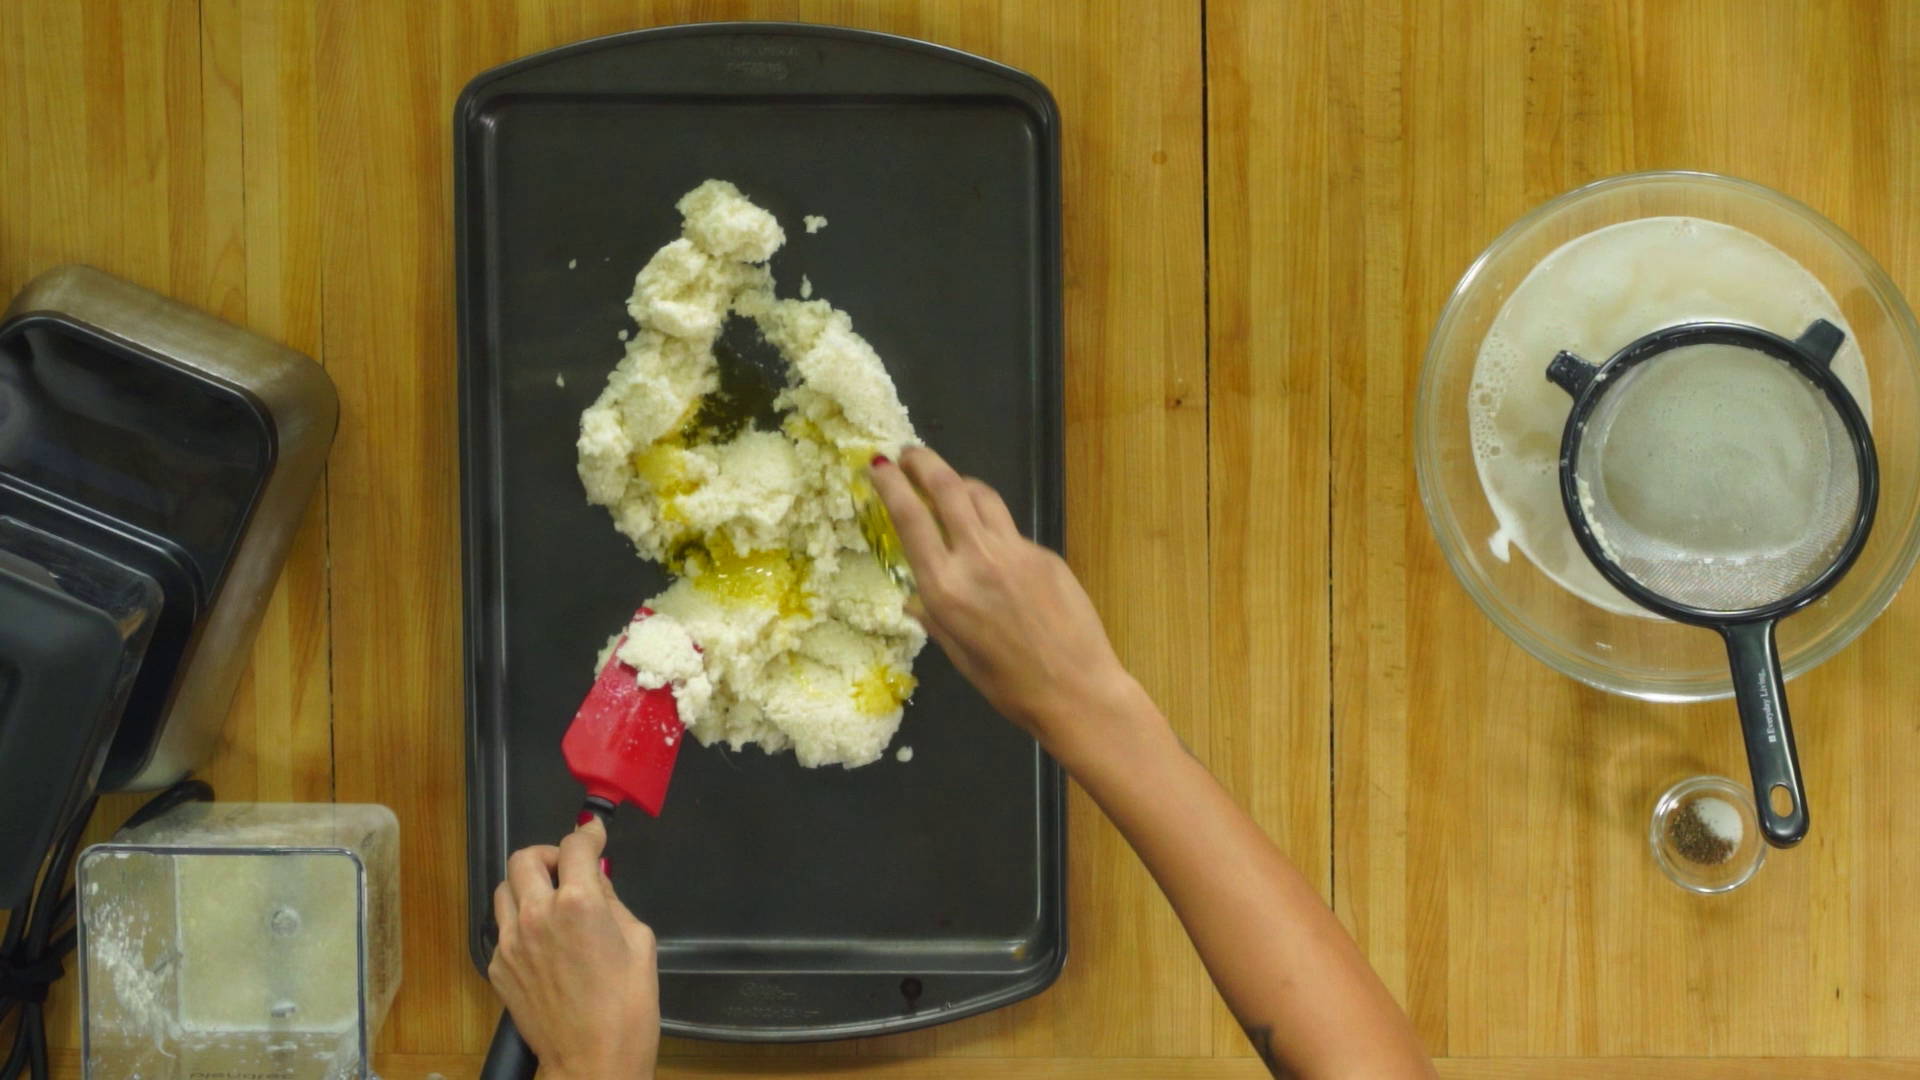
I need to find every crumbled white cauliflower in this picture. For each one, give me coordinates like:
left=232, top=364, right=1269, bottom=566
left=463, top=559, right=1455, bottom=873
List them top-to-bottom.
left=576, top=179, right=921, bottom=768
left=679, top=180, right=786, bottom=262
left=803, top=214, right=828, bottom=234
left=627, top=239, right=756, bottom=341
left=614, top=612, right=713, bottom=724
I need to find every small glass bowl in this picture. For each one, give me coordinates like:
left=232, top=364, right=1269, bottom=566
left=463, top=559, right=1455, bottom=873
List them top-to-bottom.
left=1649, top=775, right=1766, bottom=894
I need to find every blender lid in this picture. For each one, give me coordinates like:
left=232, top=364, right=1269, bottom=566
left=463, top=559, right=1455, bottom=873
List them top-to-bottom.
left=0, top=265, right=337, bottom=791
left=0, top=526, right=160, bottom=906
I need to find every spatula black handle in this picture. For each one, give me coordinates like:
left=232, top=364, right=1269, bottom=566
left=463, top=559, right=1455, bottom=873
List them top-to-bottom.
left=480, top=1010, right=538, bottom=1080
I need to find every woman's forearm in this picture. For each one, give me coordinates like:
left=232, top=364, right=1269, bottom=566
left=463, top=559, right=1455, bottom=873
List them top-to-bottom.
left=867, top=449, right=1430, bottom=1077
left=1050, top=678, right=1434, bottom=1080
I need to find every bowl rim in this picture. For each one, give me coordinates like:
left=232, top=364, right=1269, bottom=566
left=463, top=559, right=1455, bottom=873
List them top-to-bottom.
left=1415, top=169, right=1920, bottom=701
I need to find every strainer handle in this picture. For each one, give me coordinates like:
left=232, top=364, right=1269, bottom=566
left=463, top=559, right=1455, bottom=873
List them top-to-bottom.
left=1722, top=620, right=1808, bottom=848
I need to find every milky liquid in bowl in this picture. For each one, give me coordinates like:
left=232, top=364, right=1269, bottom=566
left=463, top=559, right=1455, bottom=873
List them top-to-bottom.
left=1467, top=216, right=1873, bottom=618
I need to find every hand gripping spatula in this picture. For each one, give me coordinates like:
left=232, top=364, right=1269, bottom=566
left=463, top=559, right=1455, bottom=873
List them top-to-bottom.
left=481, top=608, right=686, bottom=1079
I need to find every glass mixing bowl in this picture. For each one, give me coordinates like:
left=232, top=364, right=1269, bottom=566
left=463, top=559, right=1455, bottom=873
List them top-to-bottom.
left=1417, top=171, right=1920, bottom=700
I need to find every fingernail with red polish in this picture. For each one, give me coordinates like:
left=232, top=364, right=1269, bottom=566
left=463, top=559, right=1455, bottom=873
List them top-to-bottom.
left=871, top=453, right=890, bottom=467
left=576, top=810, right=595, bottom=827
left=600, top=857, right=611, bottom=877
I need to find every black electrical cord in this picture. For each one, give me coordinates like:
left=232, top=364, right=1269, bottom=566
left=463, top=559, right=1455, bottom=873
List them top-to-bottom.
left=0, top=779, right=213, bottom=1080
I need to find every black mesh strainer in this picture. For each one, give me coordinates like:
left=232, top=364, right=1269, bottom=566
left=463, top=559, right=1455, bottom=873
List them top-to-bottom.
left=1546, top=319, right=1878, bottom=848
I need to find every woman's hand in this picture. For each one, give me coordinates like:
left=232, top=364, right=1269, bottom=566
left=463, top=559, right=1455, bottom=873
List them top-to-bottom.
left=870, top=446, right=1144, bottom=754
left=489, top=818, right=659, bottom=1080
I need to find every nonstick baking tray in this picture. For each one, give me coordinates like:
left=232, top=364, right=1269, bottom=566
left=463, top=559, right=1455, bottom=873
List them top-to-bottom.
left=455, top=24, right=1064, bottom=1041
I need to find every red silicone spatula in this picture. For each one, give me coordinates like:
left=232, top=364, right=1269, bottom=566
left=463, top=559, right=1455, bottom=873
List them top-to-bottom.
left=561, top=607, right=687, bottom=818
left=482, top=608, right=686, bottom=1080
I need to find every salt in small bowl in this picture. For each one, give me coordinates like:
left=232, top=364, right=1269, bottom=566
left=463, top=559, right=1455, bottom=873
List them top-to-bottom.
left=1649, top=775, right=1766, bottom=894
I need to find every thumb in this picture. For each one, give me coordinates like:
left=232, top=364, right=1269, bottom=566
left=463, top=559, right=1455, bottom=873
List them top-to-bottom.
left=557, top=815, right=607, bottom=886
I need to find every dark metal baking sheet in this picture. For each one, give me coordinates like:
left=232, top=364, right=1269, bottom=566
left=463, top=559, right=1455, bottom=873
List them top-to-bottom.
left=455, top=23, right=1065, bottom=1042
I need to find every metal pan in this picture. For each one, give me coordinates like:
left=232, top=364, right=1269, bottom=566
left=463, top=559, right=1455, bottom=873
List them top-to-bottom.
left=454, top=23, right=1065, bottom=1041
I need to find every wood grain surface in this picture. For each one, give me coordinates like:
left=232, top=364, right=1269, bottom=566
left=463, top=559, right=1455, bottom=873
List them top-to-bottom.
left=2, top=0, right=1916, bottom=1076
left=1305, top=0, right=1920, bottom=1061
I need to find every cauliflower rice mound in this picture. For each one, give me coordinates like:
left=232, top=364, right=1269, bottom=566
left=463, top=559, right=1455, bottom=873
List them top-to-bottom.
left=577, top=180, right=924, bottom=768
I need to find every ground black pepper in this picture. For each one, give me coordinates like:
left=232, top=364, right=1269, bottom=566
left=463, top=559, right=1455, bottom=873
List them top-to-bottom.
left=1668, top=799, right=1735, bottom=865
